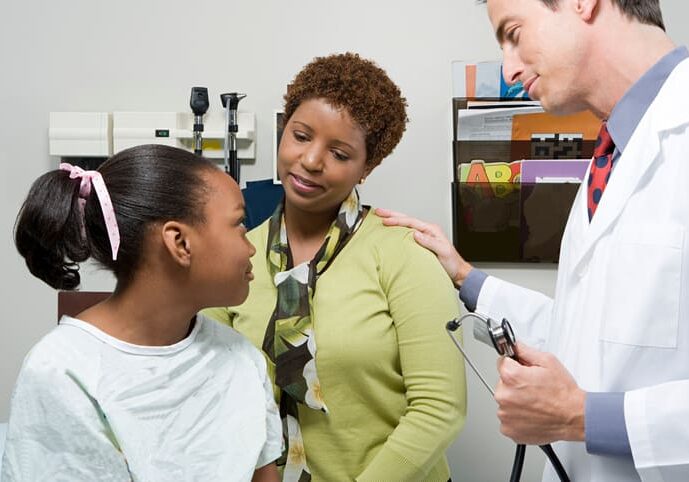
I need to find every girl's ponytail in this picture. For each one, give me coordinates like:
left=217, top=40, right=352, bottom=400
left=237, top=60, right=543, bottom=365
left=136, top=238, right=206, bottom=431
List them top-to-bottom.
left=15, top=170, right=90, bottom=289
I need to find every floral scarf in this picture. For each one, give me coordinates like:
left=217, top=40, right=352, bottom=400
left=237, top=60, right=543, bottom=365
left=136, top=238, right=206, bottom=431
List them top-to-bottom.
left=262, top=189, right=364, bottom=480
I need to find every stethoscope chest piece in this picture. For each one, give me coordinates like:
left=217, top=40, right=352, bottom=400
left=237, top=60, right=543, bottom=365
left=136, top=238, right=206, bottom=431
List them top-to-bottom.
left=489, top=318, right=516, bottom=358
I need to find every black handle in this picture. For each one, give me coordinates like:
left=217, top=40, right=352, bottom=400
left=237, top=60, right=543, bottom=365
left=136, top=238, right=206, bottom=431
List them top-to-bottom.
left=190, top=87, right=209, bottom=116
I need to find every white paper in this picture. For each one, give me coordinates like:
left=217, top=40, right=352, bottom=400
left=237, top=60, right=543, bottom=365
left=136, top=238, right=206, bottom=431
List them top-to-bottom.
left=457, top=106, right=544, bottom=141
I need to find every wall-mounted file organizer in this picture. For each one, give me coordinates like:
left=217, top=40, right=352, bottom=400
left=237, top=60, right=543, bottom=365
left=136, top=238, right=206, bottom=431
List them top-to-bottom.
left=451, top=96, right=600, bottom=263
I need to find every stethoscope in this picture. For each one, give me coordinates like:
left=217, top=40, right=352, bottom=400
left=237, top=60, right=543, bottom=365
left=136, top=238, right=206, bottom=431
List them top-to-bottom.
left=446, top=313, right=570, bottom=482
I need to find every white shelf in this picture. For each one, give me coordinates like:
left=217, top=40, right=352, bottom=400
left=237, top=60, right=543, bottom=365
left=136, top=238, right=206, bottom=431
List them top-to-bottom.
left=49, top=111, right=256, bottom=160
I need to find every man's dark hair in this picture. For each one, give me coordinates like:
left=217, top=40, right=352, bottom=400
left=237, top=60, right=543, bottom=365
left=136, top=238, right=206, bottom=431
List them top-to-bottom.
left=477, top=0, right=664, bottom=30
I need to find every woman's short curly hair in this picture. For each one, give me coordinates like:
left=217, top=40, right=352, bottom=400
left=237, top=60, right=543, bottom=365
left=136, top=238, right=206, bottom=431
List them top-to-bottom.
left=283, top=52, right=408, bottom=169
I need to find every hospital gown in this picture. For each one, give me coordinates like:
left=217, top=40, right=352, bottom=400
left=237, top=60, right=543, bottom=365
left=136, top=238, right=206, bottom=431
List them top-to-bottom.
left=1, top=314, right=282, bottom=482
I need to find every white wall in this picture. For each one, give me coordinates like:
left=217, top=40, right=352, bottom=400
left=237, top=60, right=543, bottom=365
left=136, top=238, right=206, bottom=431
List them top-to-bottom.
left=1, top=1, right=687, bottom=480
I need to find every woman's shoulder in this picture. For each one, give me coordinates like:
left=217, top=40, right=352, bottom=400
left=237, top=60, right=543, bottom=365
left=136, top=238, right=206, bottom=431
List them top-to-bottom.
left=359, top=209, right=425, bottom=254
left=362, top=209, right=457, bottom=292
left=247, top=217, right=271, bottom=245
left=244, top=219, right=271, bottom=273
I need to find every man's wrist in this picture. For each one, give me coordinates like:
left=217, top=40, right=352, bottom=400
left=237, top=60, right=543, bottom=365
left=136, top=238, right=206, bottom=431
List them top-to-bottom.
left=454, top=262, right=473, bottom=288
left=458, top=268, right=486, bottom=312
left=564, top=388, right=586, bottom=442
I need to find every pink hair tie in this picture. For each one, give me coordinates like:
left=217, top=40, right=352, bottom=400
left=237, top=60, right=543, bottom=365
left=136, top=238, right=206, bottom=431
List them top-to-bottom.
left=59, top=163, right=121, bottom=261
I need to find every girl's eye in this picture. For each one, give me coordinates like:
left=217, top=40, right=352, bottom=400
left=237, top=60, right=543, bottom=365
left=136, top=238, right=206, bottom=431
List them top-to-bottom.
left=332, top=150, right=349, bottom=161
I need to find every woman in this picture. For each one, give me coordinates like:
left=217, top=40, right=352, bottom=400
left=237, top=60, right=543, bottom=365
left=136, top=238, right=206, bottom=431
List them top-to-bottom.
left=205, top=53, right=466, bottom=481
left=3, top=145, right=281, bottom=481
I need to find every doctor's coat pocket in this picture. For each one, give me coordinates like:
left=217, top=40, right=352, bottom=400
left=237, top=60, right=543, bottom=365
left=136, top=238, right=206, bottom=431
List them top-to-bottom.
left=600, top=223, right=684, bottom=348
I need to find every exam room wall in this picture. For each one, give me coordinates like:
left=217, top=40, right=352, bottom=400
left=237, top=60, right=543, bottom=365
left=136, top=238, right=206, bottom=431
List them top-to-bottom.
left=1, top=1, right=687, bottom=480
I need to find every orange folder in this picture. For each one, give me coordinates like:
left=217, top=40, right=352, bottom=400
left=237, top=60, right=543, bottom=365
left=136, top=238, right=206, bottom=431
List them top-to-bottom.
left=465, top=64, right=476, bottom=98
left=511, top=110, right=600, bottom=141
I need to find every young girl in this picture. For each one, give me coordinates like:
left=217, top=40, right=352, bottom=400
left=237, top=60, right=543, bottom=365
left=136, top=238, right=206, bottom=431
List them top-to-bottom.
left=205, top=53, right=467, bottom=481
left=2, top=145, right=281, bottom=481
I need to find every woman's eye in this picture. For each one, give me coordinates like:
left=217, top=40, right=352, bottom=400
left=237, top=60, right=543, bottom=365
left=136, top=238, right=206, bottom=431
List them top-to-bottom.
left=293, top=131, right=309, bottom=142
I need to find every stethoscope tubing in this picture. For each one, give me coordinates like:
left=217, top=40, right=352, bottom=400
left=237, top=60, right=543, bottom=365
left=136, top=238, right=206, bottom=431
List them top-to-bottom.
left=446, top=314, right=570, bottom=482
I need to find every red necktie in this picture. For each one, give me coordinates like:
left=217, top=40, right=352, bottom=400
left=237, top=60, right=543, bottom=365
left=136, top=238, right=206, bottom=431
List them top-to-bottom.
left=587, top=122, right=615, bottom=221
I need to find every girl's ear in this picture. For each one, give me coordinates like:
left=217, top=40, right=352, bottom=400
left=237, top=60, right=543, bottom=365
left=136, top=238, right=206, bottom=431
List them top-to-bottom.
left=161, top=221, right=192, bottom=268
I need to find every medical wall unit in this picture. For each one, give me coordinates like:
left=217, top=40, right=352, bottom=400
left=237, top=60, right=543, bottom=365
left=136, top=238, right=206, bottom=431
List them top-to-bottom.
left=451, top=61, right=599, bottom=262
left=48, top=110, right=256, bottom=167
left=49, top=112, right=112, bottom=159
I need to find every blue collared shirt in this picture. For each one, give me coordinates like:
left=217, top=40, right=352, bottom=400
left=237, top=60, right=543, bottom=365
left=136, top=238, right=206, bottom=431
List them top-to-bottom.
left=459, top=46, right=688, bottom=457
left=607, top=46, right=689, bottom=169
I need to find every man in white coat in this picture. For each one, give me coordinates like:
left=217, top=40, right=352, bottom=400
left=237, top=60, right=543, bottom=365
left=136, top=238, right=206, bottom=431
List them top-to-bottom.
left=378, top=0, right=689, bottom=480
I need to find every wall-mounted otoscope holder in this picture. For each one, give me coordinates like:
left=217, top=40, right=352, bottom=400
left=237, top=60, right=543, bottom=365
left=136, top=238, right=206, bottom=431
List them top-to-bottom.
left=190, top=87, right=209, bottom=156
left=220, top=92, right=247, bottom=182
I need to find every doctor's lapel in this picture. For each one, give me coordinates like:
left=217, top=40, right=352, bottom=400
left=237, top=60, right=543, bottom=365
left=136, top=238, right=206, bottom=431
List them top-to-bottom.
left=570, top=121, right=660, bottom=274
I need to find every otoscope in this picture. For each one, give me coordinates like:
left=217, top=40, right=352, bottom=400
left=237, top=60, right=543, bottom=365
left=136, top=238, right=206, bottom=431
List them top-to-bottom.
left=190, top=87, right=209, bottom=156
left=220, top=92, right=247, bottom=182
left=446, top=314, right=570, bottom=482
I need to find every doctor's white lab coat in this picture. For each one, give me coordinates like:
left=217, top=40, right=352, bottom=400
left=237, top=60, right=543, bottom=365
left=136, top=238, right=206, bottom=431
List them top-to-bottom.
left=475, top=58, right=689, bottom=481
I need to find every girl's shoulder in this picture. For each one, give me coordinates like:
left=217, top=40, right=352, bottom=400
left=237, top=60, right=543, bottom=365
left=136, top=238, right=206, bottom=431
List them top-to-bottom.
left=196, top=314, right=268, bottom=372
left=15, top=319, right=104, bottom=398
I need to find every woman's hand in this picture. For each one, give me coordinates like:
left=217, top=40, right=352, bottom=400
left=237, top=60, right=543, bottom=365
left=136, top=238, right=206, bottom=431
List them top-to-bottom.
left=375, top=208, right=473, bottom=287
